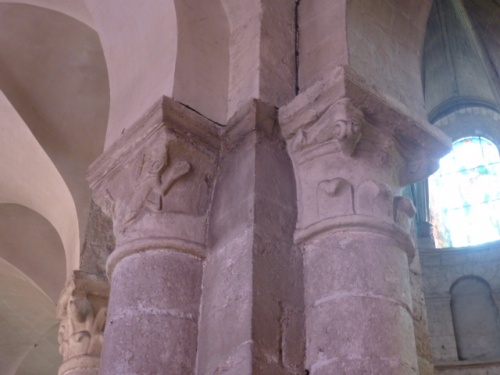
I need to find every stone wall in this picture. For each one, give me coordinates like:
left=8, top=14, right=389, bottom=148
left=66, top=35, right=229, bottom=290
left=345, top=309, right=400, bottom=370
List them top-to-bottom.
left=420, top=242, right=500, bottom=374
left=410, top=249, right=434, bottom=375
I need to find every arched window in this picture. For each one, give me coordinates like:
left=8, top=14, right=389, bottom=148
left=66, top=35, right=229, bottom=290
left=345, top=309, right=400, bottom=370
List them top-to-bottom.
left=429, top=136, right=500, bottom=248
left=451, top=277, right=500, bottom=361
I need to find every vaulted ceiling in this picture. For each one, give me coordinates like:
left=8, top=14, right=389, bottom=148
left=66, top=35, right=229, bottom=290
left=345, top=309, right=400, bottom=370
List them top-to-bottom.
left=0, top=2, right=109, bottom=373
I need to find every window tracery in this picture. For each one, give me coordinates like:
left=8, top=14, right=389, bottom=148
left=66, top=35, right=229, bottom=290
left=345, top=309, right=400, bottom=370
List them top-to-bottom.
left=429, top=136, right=500, bottom=247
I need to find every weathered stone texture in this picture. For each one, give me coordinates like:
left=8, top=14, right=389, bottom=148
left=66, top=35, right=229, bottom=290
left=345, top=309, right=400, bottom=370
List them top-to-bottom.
left=5, top=1, right=500, bottom=375
left=279, top=65, right=448, bottom=375
left=88, top=97, right=220, bottom=375
left=198, top=100, right=304, bottom=375
left=80, top=201, right=114, bottom=277
left=303, top=233, right=417, bottom=375
left=421, top=243, right=500, bottom=372
left=410, top=249, right=435, bottom=375
left=100, top=251, right=202, bottom=375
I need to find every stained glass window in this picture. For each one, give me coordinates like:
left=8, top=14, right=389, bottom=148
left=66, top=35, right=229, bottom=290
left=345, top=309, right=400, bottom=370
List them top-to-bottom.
left=429, top=136, right=500, bottom=248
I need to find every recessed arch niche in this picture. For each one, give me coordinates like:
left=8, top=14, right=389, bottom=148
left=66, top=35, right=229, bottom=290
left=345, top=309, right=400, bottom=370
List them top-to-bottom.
left=451, top=276, right=500, bottom=361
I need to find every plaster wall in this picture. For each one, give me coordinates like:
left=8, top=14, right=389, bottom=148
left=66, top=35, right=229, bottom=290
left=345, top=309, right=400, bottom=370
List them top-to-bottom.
left=85, top=0, right=177, bottom=148
left=0, top=3, right=109, bottom=252
left=0, top=90, right=79, bottom=274
left=0, top=204, right=65, bottom=302
left=0, top=257, right=61, bottom=375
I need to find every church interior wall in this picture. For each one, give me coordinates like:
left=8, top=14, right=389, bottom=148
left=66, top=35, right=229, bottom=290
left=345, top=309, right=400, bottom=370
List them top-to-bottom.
left=0, top=0, right=498, bottom=374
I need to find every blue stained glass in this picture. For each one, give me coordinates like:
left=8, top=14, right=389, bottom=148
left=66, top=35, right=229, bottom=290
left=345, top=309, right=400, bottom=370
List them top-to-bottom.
left=429, top=136, right=500, bottom=248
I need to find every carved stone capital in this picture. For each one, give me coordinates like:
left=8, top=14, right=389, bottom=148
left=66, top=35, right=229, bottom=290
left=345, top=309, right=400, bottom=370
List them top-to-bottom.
left=279, top=66, right=449, bottom=247
left=88, top=97, right=220, bottom=264
left=290, top=97, right=363, bottom=158
left=57, top=271, right=110, bottom=375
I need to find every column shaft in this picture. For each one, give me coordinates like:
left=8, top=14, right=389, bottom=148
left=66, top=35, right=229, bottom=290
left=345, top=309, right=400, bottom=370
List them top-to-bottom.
left=304, top=233, right=416, bottom=374
left=100, top=249, right=202, bottom=374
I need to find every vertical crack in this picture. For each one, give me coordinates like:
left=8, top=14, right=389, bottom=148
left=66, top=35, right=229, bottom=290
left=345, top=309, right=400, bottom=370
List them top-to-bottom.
left=295, top=0, right=301, bottom=95
left=278, top=301, right=285, bottom=369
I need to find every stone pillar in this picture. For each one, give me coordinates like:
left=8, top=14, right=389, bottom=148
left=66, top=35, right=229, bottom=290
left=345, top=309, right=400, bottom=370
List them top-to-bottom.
left=279, top=67, right=449, bottom=375
left=88, top=97, right=219, bottom=374
left=196, top=100, right=305, bottom=375
left=57, top=271, right=109, bottom=375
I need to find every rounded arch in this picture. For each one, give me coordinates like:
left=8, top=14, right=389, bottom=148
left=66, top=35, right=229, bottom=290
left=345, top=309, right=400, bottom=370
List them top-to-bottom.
left=0, top=0, right=94, bottom=27
left=86, top=0, right=177, bottom=147
left=87, top=0, right=231, bottom=148
left=172, top=0, right=230, bottom=125
left=298, top=0, right=432, bottom=119
left=0, top=3, right=110, bottom=274
left=0, top=90, right=79, bottom=275
left=428, top=97, right=500, bottom=124
left=433, top=107, right=500, bottom=147
left=0, top=203, right=66, bottom=302
left=0, top=257, right=61, bottom=375
left=450, top=274, right=491, bottom=294
left=450, top=275, right=500, bottom=361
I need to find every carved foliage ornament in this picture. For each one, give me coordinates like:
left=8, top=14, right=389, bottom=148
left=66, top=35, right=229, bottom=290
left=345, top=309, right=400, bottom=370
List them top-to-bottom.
left=292, top=98, right=363, bottom=156
left=316, top=178, right=416, bottom=228
left=57, top=272, right=110, bottom=371
left=59, top=295, right=107, bottom=360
